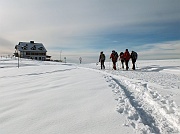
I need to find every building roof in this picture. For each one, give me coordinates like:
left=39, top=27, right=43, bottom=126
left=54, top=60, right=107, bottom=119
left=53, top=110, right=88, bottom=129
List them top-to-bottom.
left=16, top=41, right=47, bottom=52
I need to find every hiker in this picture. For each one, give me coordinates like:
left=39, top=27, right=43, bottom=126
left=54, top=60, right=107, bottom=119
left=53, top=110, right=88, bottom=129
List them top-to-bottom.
left=123, top=49, right=131, bottom=70
left=110, top=50, right=118, bottom=70
left=99, top=51, right=105, bottom=69
left=131, top=51, right=138, bottom=70
left=119, top=52, right=125, bottom=69
left=79, top=57, right=82, bottom=64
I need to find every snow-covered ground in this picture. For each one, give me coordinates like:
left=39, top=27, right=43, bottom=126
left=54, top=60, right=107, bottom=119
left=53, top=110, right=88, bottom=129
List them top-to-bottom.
left=0, top=58, right=180, bottom=134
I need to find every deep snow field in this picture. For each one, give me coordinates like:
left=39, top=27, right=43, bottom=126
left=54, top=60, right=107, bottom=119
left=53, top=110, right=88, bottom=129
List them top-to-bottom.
left=0, top=58, right=180, bottom=134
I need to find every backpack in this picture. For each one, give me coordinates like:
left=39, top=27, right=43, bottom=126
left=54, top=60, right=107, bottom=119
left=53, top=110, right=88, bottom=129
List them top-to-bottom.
left=114, top=51, right=118, bottom=61
left=132, top=51, right=138, bottom=60
left=120, top=52, right=124, bottom=60
left=120, top=52, right=124, bottom=56
left=99, top=53, right=105, bottom=62
left=101, top=54, right=105, bottom=61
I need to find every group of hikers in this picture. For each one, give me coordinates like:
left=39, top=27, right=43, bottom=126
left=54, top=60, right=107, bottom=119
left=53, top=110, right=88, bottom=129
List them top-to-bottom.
left=99, top=49, right=138, bottom=70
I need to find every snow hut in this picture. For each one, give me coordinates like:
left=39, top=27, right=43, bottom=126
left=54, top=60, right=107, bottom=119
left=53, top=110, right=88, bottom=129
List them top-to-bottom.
left=14, top=41, right=51, bottom=61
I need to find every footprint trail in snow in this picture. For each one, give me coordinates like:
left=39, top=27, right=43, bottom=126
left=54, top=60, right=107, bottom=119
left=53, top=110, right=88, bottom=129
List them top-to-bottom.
left=104, top=74, right=180, bottom=134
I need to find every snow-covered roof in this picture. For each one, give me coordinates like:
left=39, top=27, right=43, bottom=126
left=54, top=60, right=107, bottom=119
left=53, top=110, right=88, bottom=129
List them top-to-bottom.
left=16, top=41, right=47, bottom=52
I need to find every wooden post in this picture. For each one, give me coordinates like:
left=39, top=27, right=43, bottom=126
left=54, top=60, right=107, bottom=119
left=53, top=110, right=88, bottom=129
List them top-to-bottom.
left=18, top=52, right=19, bottom=68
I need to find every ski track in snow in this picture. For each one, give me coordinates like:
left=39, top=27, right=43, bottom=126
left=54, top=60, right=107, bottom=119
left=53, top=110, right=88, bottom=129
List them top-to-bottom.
left=81, top=67, right=180, bottom=134
left=0, top=68, right=76, bottom=79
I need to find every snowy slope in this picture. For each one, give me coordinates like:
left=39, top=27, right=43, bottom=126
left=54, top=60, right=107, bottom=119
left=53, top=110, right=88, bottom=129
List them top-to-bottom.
left=0, top=58, right=180, bottom=134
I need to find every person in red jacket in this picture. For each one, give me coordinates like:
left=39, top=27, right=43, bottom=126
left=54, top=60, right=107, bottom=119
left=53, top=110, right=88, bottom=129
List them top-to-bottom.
left=123, top=49, right=131, bottom=70
left=110, top=50, right=118, bottom=70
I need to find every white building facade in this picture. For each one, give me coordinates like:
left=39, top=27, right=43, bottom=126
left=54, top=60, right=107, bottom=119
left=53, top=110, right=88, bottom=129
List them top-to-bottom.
left=15, top=41, right=50, bottom=61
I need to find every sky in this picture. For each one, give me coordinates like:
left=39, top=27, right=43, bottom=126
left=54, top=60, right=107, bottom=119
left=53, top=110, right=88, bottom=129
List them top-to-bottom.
left=0, top=0, right=180, bottom=63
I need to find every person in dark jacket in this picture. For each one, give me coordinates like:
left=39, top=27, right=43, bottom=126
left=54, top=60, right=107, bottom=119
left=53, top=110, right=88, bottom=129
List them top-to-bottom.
left=123, top=49, right=131, bottom=70
left=110, top=50, right=118, bottom=70
left=99, top=51, right=105, bottom=69
left=131, top=51, right=138, bottom=70
left=119, top=52, right=124, bottom=69
left=79, top=57, right=82, bottom=64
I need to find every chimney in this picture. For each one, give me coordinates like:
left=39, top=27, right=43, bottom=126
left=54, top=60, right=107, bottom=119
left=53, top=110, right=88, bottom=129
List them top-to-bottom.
left=30, top=41, right=34, bottom=43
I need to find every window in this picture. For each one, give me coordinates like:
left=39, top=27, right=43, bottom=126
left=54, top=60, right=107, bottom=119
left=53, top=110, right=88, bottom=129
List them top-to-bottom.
left=26, top=52, right=30, bottom=55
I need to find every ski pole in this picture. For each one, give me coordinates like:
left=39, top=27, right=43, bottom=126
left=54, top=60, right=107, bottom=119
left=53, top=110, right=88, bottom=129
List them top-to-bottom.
left=109, top=58, right=110, bottom=70
left=117, top=61, right=118, bottom=70
left=136, top=62, right=138, bottom=69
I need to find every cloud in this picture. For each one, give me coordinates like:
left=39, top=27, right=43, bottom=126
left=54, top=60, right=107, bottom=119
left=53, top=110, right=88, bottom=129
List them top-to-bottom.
left=0, top=0, right=180, bottom=62
left=1, top=0, right=180, bottom=35
left=138, top=41, right=180, bottom=60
